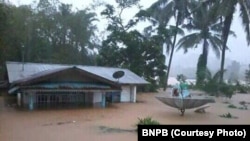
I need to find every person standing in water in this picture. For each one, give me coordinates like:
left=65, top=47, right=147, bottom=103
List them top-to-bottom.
left=179, top=80, right=190, bottom=98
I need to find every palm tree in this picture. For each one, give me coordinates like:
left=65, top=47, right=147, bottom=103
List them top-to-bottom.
left=136, top=0, right=192, bottom=91
left=218, top=0, right=250, bottom=83
left=243, top=0, right=250, bottom=20
left=177, top=1, right=223, bottom=87
left=203, top=69, right=225, bottom=95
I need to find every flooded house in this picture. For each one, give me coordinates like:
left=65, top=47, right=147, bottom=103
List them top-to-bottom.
left=5, top=61, right=148, bottom=110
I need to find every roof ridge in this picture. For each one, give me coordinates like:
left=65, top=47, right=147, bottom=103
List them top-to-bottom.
left=6, top=61, right=129, bottom=70
left=6, top=61, right=77, bottom=67
left=6, top=61, right=149, bottom=85
left=78, top=65, right=129, bottom=70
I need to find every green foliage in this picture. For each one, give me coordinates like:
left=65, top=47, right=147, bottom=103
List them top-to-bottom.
left=115, top=0, right=140, bottom=9
left=135, top=0, right=192, bottom=90
left=0, top=1, right=98, bottom=80
left=98, top=1, right=167, bottom=92
left=177, top=1, right=223, bottom=88
left=0, top=3, right=10, bottom=79
left=98, top=30, right=166, bottom=92
left=196, top=54, right=207, bottom=87
left=245, top=65, right=250, bottom=84
left=202, top=69, right=235, bottom=98
left=202, top=69, right=221, bottom=95
left=177, top=74, right=186, bottom=82
left=203, top=81, right=219, bottom=96
left=235, top=81, right=249, bottom=94
left=219, top=83, right=235, bottom=98
left=141, top=84, right=158, bottom=93
left=228, top=104, right=237, bottom=109
left=238, top=107, right=248, bottom=110
left=219, top=112, right=238, bottom=119
left=137, top=117, right=160, bottom=125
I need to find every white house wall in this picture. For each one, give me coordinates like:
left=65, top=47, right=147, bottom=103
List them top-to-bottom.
left=120, top=85, right=137, bottom=102
left=121, top=86, right=130, bottom=102
left=93, top=92, right=102, bottom=103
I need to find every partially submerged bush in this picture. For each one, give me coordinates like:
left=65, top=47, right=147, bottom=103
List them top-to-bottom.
left=199, top=69, right=238, bottom=98
left=202, top=81, right=220, bottom=96
left=202, top=82, right=235, bottom=98
left=235, top=82, right=249, bottom=93
left=219, top=83, right=235, bottom=99
left=239, top=101, right=248, bottom=110
left=228, top=104, right=237, bottom=109
left=238, top=107, right=248, bottom=110
left=219, top=112, right=238, bottom=119
left=137, top=117, right=160, bottom=125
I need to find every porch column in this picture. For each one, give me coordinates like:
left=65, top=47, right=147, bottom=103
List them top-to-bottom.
left=130, top=85, right=137, bottom=103
left=133, top=86, right=136, bottom=103
left=101, top=92, right=106, bottom=108
left=17, top=93, right=21, bottom=107
left=29, top=93, right=34, bottom=111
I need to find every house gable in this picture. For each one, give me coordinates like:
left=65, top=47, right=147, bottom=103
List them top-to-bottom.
left=6, top=61, right=149, bottom=85
left=12, top=67, right=120, bottom=89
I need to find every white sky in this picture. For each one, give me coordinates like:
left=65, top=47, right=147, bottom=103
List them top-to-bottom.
left=7, top=0, right=250, bottom=66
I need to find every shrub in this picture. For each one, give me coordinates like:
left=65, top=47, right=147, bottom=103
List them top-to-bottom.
left=234, top=82, right=248, bottom=93
left=219, top=83, right=235, bottom=99
left=138, top=84, right=158, bottom=92
left=227, top=104, right=237, bottom=109
left=219, top=112, right=238, bottom=119
left=137, top=117, right=160, bottom=125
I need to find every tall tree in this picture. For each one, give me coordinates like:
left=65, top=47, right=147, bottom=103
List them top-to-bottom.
left=0, top=0, right=98, bottom=66
left=34, top=0, right=98, bottom=64
left=98, top=0, right=167, bottom=91
left=136, top=0, right=192, bottom=90
left=218, top=0, right=250, bottom=83
left=243, top=0, right=250, bottom=20
left=177, top=1, right=223, bottom=87
left=0, top=2, right=10, bottom=79
left=3, top=5, right=34, bottom=62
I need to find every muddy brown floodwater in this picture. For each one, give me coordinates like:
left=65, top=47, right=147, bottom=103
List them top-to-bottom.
left=1, top=90, right=250, bottom=141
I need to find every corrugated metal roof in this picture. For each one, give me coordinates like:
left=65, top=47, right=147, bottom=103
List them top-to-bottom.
left=6, top=61, right=149, bottom=85
left=12, top=67, right=72, bottom=85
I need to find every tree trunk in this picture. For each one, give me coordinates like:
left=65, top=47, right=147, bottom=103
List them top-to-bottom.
left=219, top=11, right=234, bottom=83
left=163, top=18, right=180, bottom=91
left=196, top=39, right=208, bottom=87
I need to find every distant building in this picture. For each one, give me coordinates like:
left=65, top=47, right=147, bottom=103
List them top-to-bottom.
left=5, top=61, right=148, bottom=110
left=168, top=77, right=179, bottom=86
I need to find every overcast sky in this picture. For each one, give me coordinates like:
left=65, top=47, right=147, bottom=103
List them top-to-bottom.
left=8, top=0, right=250, bottom=66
